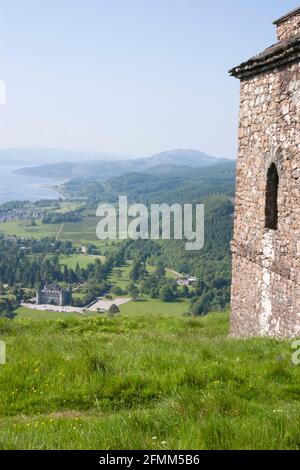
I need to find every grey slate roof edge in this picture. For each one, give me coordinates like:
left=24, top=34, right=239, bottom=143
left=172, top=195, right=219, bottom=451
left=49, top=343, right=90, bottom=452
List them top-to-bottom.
left=273, top=7, right=300, bottom=26
left=229, top=36, right=300, bottom=79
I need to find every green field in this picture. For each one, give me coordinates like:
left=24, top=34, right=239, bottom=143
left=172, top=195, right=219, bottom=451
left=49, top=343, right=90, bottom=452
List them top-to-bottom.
left=55, top=202, right=83, bottom=214
left=0, top=215, right=111, bottom=251
left=0, top=220, right=59, bottom=239
left=59, top=254, right=105, bottom=270
left=107, top=261, right=132, bottom=290
left=107, top=262, right=178, bottom=293
left=148, top=265, right=179, bottom=279
left=14, top=297, right=190, bottom=321
left=120, top=297, right=190, bottom=315
left=14, top=307, right=86, bottom=321
left=0, top=312, right=299, bottom=450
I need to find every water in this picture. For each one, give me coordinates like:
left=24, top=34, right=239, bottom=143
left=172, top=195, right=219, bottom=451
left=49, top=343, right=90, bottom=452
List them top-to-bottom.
left=0, top=165, right=64, bottom=204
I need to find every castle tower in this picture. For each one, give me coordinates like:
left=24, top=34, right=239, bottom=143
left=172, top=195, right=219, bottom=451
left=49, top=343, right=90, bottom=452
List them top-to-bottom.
left=230, top=7, right=300, bottom=338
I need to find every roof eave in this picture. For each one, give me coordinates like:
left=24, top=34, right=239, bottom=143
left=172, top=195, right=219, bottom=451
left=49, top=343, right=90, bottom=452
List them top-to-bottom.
left=273, top=7, right=300, bottom=26
left=229, top=37, right=300, bottom=80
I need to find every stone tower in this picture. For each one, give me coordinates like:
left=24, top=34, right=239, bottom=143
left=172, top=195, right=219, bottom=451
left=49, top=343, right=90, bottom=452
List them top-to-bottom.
left=230, top=7, right=300, bottom=338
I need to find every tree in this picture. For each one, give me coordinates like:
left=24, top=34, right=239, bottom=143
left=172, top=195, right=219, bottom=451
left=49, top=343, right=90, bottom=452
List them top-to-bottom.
left=87, top=244, right=99, bottom=255
left=130, top=260, right=146, bottom=282
left=155, top=261, right=166, bottom=278
left=75, top=262, right=81, bottom=280
left=63, top=265, right=69, bottom=283
left=115, top=269, right=122, bottom=279
left=140, top=274, right=159, bottom=295
left=128, top=283, right=139, bottom=301
left=159, top=285, right=174, bottom=303
left=182, top=285, right=189, bottom=299
left=12, top=286, right=24, bottom=303
left=111, top=286, right=124, bottom=296
left=149, top=287, right=159, bottom=299
left=189, top=292, right=212, bottom=317
left=0, top=299, right=12, bottom=317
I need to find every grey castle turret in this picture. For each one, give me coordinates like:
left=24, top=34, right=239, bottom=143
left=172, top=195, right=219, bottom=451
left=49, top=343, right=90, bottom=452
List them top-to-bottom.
left=229, top=7, right=300, bottom=338
left=36, top=284, right=72, bottom=306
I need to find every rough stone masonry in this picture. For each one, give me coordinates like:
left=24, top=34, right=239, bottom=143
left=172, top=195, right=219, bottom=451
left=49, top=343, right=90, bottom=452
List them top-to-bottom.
left=229, top=7, right=300, bottom=338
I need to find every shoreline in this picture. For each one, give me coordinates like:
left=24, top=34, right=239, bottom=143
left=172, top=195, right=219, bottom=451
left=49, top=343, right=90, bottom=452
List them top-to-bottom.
left=0, top=165, right=68, bottom=204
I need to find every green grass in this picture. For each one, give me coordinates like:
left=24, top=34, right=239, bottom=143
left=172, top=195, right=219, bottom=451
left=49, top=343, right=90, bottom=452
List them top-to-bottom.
left=55, top=202, right=82, bottom=214
left=0, top=214, right=113, bottom=252
left=58, top=216, right=117, bottom=250
left=58, top=217, right=98, bottom=243
left=0, top=220, right=60, bottom=239
left=59, top=254, right=105, bottom=270
left=108, top=261, right=133, bottom=290
left=108, top=262, right=178, bottom=293
left=147, top=265, right=179, bottom=279
left=72, top=292, right=87, bottom=301
left=120, top=297, right=190, bottom=315
left=14, top=307, right=84, bottom=320
left=0, top=311, right=299, bottom=450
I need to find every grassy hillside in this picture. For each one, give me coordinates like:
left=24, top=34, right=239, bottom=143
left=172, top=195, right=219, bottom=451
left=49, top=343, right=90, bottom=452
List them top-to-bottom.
left=61, top=160, right=236, bottom=203
left=0, top=312, right=299, bottom=450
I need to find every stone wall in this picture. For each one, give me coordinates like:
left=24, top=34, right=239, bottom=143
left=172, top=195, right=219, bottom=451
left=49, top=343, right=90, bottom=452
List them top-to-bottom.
left=277, top=13, right=300, bottom=41
left=231, top=61, right=300, bottom=338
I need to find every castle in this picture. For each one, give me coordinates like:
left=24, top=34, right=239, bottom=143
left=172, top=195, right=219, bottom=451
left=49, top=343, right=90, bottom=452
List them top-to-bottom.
left=230, top=7, right=300, bottom=338
left=36, top=284, right=72, bottom=307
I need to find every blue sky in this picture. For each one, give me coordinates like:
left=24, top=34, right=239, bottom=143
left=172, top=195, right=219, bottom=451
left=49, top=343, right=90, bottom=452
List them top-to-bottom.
left=0, top=0, right=299, bottom=159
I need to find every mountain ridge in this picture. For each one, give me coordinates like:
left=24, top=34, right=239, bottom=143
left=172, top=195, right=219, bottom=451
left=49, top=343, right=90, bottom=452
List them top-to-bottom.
left=14, top=148, right=231, bottom=181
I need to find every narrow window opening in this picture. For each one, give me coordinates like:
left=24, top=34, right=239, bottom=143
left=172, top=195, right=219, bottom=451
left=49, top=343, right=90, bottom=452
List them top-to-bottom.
left=265, top=163, right=279, bottom=230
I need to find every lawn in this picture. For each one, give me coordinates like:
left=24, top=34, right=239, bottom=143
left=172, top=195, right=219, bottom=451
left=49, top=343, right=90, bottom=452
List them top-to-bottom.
left=55, top=202, right=83, bottom=214
left=0, top=214, right=114, bottom=253
left=57, top=216, right=117, bottom=250
left=0, top=220, right=60, bottom=239
left=59, top=254, right=105, bottom=270
left=108, top=261, right=133, bottom=290
left=108, top=262, right=179, bottom=293
left=147, top=264, right=179, bottom=279
left=120, top=297, right=190, bottom=316
left=14, top=307, right=84, bottom=320
left=0, top=311, right=299, bottom=450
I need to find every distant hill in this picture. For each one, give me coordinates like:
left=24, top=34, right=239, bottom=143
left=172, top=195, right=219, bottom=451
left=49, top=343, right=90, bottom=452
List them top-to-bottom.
left=0, top=147, right=133, bottom=166
left=15, top=148, right=231, bottom=180
left=143, top=149, right=227, bottom=168
left=61, top=159, right=236, bottom=204
left=145, top=164, right=192, bottom=176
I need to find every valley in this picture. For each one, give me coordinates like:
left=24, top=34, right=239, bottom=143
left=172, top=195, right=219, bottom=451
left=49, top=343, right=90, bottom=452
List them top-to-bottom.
left=1, top=151, right=297, bottom=451
left=0, top=157, right=235, bottom=318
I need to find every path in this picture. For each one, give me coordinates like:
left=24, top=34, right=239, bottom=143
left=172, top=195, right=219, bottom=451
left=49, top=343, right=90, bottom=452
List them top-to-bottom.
left=56, top=223, right=65, bottom=242
left=166, top=268, right=183, bottom=278
left=72, top=282, right=86, bottom=292
left=89, top=298, right=131, bottom=312
left=21, top=302, right=84, bottom=315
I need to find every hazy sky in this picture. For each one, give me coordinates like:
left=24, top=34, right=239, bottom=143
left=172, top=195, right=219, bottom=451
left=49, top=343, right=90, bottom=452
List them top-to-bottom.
left=0, top=0, right=298, bottom=158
